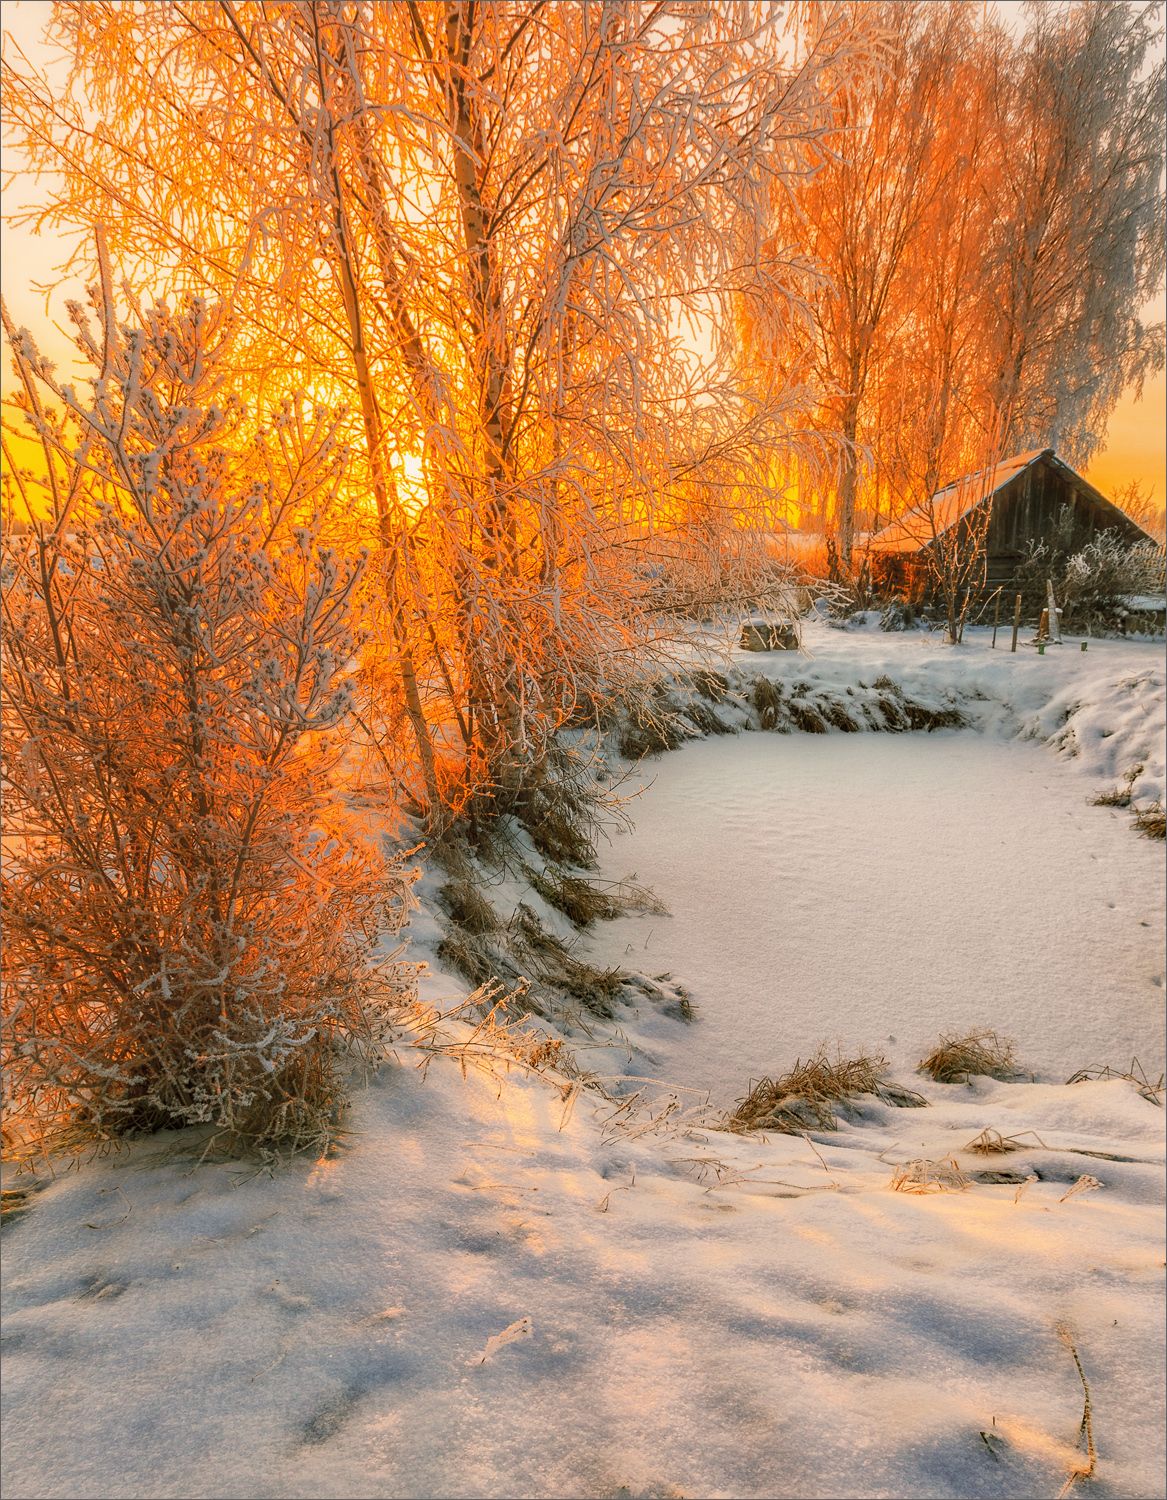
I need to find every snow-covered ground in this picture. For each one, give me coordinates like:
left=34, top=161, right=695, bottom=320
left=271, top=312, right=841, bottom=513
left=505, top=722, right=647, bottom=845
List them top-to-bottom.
left=677, top=618, right=1165, bottom=810
left=2, top=624, right=1164, bottom=1500
left=583, top=731, right=1164, bottom=1101
left=3, top=1058, right=1163, bottom=1500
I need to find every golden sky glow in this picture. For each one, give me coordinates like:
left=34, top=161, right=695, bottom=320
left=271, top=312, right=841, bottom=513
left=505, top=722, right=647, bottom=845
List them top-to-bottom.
left=2, top=0, right=1164, bottom=511
left=1084, top=335, right=1166, bottom=506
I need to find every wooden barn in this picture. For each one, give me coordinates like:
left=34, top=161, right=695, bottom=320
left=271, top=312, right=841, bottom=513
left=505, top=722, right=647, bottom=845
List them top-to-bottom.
left=868, top=447, right=1157, bottom=595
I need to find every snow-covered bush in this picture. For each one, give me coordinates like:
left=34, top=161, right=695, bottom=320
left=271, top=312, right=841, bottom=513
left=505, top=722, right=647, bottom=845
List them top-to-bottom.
left=1, top=286, right=414, bottom=1156
left=1014, top=508, right=1165, bottom=631
left=1058, top=535, right=1165, bottom=631
left=879, top=597, right=918, bottom=631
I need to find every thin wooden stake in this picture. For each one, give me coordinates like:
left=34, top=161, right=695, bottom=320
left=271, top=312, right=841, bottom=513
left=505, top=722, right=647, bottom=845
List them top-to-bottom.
left=1047, top=578, right=1063, bottom=643
left=991, top=592, right=1001, bottom=648
left=1010, top=592, right=1021, bottom=652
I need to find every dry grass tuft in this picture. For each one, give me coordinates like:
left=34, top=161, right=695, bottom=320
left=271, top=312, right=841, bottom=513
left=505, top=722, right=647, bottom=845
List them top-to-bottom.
left=691, top=668, right=730, bottom=702
left=751, top=676, right=785, bottom=730
left=866, top=676, right=966, bottom=732
left=618, top=698, right=687, bottom=760
left=819, top=698, right=861, bottom=732
left=684, top=699, right=735, bottom=736
left=789, top=699, right=829, bottom=733
left=905, top=701, right=966, bottom=731
left=618, top=720, right=684, bottom=759
left=507, top=749, right=610, bottom=869
left=1092, top=761, right=1143, bottom=808
left=518, top=789, right=600, bottom=868
left=1132, top=800, right=1165, bottom=839
left=530, top=870, right=667, bottom=928
left=531, top=870, right=624, bottom=925
left=439, top=879, right=499, bottom=935
left=433, top=885, right=678, bottom=1025
left=510, top=906, right=630, bottom=1017
left=435, top=930, right=505, bottom=992
left=919, top=1030, right=1019, bottom=1084
left=728, top=1049, right=926, bottom=1134
left=1066, top=1057, right=1163, bottom=1105
left=964, top=1127, right=1048, bottom=1154
left=889, top=1157, right=970, bottom=1193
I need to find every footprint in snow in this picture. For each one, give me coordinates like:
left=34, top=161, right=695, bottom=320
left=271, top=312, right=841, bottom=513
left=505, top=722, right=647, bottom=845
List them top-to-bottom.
left=77, top=1277, right=127, bottom=1302
left=263, top=1280, right=312, bottom=1312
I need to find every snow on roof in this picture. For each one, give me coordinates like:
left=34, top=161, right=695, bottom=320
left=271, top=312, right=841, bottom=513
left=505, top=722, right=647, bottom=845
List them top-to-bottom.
left=868, top=448, right=1051, bottom=554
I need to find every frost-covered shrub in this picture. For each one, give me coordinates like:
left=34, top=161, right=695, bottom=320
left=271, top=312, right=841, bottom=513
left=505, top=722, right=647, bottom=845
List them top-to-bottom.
left=1, top=288, right=415, bottom=1156
left=1013, top=507, right=1165, bottom=631
left=1059, top=535, right=1164, bottom=631
left=879, top=597, right=917, bottom=631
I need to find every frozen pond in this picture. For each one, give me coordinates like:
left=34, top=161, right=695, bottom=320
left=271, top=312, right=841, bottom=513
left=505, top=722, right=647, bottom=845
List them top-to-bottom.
left=585, top=732, right=1166, bottom=1103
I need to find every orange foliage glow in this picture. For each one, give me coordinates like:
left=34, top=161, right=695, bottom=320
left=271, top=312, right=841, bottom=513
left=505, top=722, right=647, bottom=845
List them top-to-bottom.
left=739, top=0, right=1165, bottom=570
left=3, top=1, right=877, bottom=821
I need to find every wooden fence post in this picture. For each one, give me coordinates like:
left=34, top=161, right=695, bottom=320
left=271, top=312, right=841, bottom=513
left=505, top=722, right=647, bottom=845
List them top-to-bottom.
left=1046, top=579, right=1062, bottom=644
left=991, top=592, right=1001, bottom=648
left=1010, top=592, right=1022, bottom=653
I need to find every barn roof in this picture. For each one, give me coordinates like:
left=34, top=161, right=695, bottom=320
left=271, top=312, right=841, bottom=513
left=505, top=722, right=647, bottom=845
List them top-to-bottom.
left=868, top=449, right=1050, bottom=554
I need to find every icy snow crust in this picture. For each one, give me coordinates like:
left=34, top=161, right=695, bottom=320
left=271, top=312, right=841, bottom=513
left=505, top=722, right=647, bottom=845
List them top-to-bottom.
left=2, top=624, right=1164, bottom=1500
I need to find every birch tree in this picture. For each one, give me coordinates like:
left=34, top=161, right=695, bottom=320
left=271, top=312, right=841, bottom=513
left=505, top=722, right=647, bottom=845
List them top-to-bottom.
left=750, top=0, right=942, bottom=571
left=981, top=0, right=1165, bottom=463
left=3, top=1, right=867, bottom=827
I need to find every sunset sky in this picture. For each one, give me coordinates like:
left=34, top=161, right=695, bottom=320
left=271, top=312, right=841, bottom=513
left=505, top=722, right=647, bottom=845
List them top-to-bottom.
left=2, top=0, right=1164, bottom=507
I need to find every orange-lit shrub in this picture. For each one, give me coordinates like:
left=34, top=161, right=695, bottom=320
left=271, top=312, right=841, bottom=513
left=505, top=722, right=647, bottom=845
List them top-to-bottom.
left=1, top=289, right=415, bottom=1156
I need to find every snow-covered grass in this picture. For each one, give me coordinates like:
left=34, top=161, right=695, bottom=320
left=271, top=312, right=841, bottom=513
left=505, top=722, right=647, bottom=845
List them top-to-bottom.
left=2, top=625, right=1164, bottom=1500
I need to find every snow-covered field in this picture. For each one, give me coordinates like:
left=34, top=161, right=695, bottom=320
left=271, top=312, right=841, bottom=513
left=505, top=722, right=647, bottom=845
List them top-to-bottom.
left=680, top=619, right=1165, bottom=811
left=2, top=625, right=1164, bottom=1500
left=583, top=731, right=1164, bottom=1099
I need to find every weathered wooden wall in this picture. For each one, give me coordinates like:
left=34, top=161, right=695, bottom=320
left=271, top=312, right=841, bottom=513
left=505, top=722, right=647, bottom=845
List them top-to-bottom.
left=873, top=455, right=1155, bottom=600
left=984, top=460, right=1147, bottom=585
